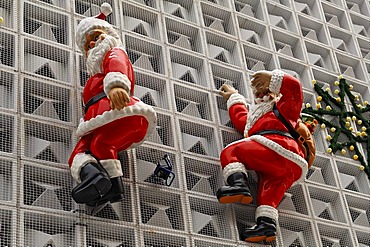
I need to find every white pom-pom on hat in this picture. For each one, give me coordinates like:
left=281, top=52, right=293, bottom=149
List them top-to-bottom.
left=100, top=3, right=112, bottom=17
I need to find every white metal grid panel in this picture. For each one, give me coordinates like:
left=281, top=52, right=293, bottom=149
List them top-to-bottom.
left=0, top=0, right=369, bottom=246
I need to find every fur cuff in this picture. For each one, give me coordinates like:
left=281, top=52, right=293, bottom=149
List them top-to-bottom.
left=269, top=69, right=284, bottom=94
left=103, top=72, right=131, bottom=96
left=227, top=93, right=247, bottom=110
left=70, top=153, right=97, bottom=183
left=100, top=159, right=123, bottom=178
left=223, top=162, right=247, bottom=182
left=256, top=205, right=279, bottom=222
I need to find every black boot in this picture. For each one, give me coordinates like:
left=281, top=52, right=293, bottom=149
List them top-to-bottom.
left=71, top=163, right=111, bottom=204
left=216, top=172, right=252, bottom=204
left=87, top=176, right=125, bottom=206
left=241, top=216, right=276, bottom=243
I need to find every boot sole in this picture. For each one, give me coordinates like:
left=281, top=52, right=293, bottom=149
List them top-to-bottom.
left=72, top=175, right=111, bottom=203
left=218, top=194, right=253, bottom=204
left=244, top=235, right=276, bottom=243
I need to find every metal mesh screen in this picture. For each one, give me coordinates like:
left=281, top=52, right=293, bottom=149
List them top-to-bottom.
left=1, top=0, right=370, bottom=246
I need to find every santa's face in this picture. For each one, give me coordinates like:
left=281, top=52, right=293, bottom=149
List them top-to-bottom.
left=84, top=29, right=122, bottom=75
left=84, top=29, right=107, bottom=56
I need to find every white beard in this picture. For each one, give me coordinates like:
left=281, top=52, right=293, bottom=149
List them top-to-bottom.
left=86, top=35, right=122, bottom=76
left=244, top=97, right=279, bottom=136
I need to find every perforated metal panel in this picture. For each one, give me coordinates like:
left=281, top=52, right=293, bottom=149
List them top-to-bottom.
left=1, top=0, right=370, bottom=246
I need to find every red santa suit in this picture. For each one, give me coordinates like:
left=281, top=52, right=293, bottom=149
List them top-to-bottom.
left=68, top=47, right=156, bottom=182
left=220, top=69, right=307, bottom=221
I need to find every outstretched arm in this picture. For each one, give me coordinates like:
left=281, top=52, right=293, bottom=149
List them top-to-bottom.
left=219, top=84, right=248, bottom=134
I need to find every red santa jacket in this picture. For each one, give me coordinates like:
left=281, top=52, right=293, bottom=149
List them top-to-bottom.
left=75, top=47, right=156, bottom=139
left=226, top=70, right=307, bottom=182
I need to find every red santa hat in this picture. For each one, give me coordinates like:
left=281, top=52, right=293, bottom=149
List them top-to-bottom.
left=75, top=3, right=119, bottom=54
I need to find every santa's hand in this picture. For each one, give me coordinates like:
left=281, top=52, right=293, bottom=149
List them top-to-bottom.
left=251, top=71, right=272, bottom=90
left=219, top=84, right=238, bottom=101
left=108, top=87, right=130, bottom=110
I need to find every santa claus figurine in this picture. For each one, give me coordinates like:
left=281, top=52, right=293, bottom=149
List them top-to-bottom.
left=69, top=3, right=156, bottom=207
left=217, top=70, right=308, bottom=242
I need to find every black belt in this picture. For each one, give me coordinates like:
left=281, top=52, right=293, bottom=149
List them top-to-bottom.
left=84, top=92, right=107, bottom=113
left=251, top=130, right=294, bottom=139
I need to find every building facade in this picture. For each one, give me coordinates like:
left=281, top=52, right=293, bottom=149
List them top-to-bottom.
left=0, top=0, right=369, bottom=246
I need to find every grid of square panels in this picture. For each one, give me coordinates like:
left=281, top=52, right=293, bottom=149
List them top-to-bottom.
left=0, top=0, right=369, bottom=246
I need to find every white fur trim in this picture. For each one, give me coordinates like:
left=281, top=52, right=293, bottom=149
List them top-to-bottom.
left=100, top=3, right=112, bottom=16
left=269, top=69, right=284, bottom=94
left=103, top=72, right=131, bottom=96
left=227, top=93, right=247, bottom=110
left=76, top=100, right=157, bottom=149
left=225, top=135, right=307, bottom=183
left=248, top=135, right=308, bottom=183
left=70, top=153, right=97, bottom=183
left=100, top=159, right=123, bottom=178
left=223, top=162, right=247, bottom=182
left=256, top=205, right=279, bottom=222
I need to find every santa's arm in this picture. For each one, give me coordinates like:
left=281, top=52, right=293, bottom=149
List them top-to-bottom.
left=102, top=47, right=135, bottom=96
left=269, top=69, right=303, bottom=127
left=227, top=93, right=248, bottom=134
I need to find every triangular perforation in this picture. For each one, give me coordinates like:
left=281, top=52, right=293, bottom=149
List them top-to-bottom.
left=295, top=2, right=310, bottom=15
left=347, top=2, right=361, bottom=14
left=239, top=5, right=254, bottom=17
left=172, top=8, right=184, bottom=19
left=326, top=15, right=340, bottom=27
left=209, top=19, right=225, bottom=32
left=133, top=23, right=149, bottom=37
left=33, top=24, right=58, bottom=43
left=174, top=35, right=192, bottom=50
left=360, top=48, right=370, bottom=59
left=215, top=52, right=229, bottom=63
left=133, top=55, right=154, bottom=71
left=35, top=63, right=56, bottom=79
left=180, top=71, right=196, bottom=83
left=140, top=93, right=157, bottom=107
left=175, top=98, right=189, bottom=113
left=33, top=101, right=61, bottom=120
left=181, top=102, right=202, bottom=118
left=189, top=141, right=207, bottom=155
left=34, top=147, right=60, bottom=163
left=306, top=167, right=326, bottom=184
left=185, top=171, right=201, bottom=191
left=191, top=177, right=213, bottom=195
left=345, top=180, right=359, bottom=192
left=32, top=189, right=63, bottom=210
left=140, top=203, right=158, bottom=224
left=94, top=204, right=120, bottom=220
left=147, top=208, right=173, bottom=229
left=318, top=208, right=333, bottom=220
left=349, top=208, right=361, bottom=222
left=198, top=221, right=219, bottom=237
left=289, top=238, right=304, bottom=247
left=44, top=239, right=56, bottom=247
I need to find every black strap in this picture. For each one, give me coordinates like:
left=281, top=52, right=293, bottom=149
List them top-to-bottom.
left=84, top=92, right=107, bottom=113
left=272, top=104, right=310, bottom=161
left=273, top=104, right=300, bottom=139
left=252, top=130, right=294, bottom=139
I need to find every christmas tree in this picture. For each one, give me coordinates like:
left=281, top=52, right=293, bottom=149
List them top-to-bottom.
left=302, top=76, right=370, bottom=180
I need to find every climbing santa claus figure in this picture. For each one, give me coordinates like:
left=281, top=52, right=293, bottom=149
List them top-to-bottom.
left=69, top=3, right=156, bottom=207
left=217, top=69, right=314, bottom=243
